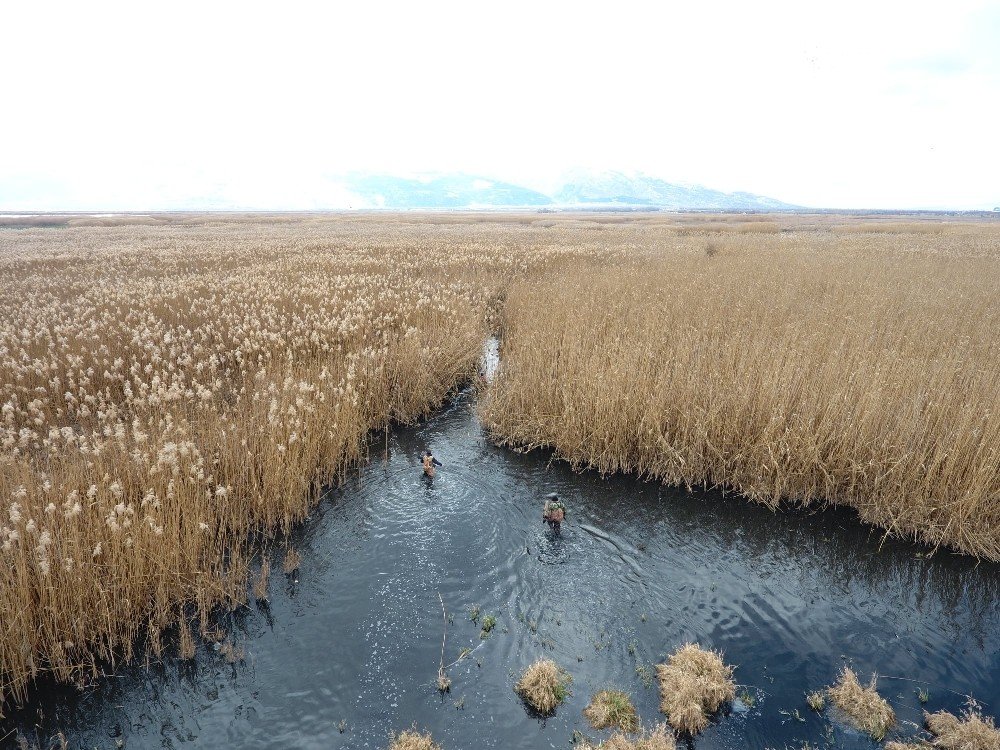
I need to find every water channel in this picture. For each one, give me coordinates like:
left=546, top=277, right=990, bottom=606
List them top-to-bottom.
left=5, top=389, right=999, bottom=749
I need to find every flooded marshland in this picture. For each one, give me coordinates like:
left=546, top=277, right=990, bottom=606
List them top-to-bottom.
left=1, top=214, right=998, bottom=750
left=6, top=391, right=999, bottom=750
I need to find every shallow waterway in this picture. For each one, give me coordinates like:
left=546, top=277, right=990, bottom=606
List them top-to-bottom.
left=6, top=392, right=1000, bottom=749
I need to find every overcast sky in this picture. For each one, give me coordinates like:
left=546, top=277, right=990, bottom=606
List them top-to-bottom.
left=3, top=0, right=999, bottom=210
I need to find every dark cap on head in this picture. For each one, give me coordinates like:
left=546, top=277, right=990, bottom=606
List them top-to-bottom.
left=545, top=492, right=559, bottom=499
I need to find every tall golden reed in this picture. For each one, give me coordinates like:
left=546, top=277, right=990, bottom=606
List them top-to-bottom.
left=0, top=214, right=604, bottom=711
left=482, top=221, right=1000, bottom=559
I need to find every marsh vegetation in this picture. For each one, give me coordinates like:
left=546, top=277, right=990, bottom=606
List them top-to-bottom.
left=1, top=212, right=998, bottom=746
left=0, top=214, right=605, bottom=709
left=482, top=219, right=1000, bottom=560
left=656, top=643, right=736, bottom=734
left=514, top=658, right=572, bottom=714
left=826, top=668, right=896, bottom=740
left=583, top=689, right=640, bottom=732
left=925, top=705, right=1000, bottom=750
left=576, top=723, right=677, bottom=750
left=388, top=728, right=442, bottom=750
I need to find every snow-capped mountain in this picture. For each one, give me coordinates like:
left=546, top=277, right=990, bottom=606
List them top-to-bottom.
left=551, top=169, right=798, bottom=210
left=343, top=170, right=798, bottom=210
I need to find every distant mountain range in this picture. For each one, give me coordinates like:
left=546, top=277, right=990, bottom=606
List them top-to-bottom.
left=0, top=170, right=801, bottom=212
left=342, top=170, right=800, bottom=211
left=549, top=170, right=798, bottom=210
left=342, top=174, right=552, bottom=209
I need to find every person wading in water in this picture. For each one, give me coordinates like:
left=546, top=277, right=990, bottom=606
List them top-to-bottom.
left=421, top=450, right=443, bottom=477
left=542, top=492, right=566, bottom=533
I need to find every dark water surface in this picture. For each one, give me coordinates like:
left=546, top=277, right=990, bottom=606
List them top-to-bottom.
left=6, top=392, right=1000, bottom=749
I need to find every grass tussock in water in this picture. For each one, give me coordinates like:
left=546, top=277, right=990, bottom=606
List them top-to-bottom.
left=481, top=224, right=1000, bottom=560
left=656, top=643, right=735, bottom=734
left=514, top=658, right=572, bottom=714
left=826, top=668, right=895, bottom=740
left=583, top=689, right=640, bottom=732
left=806, top=691, right=826, bottom=711
left=925, top=705, right=1000, bottom=750
left=577, top=722, right=677, bottom=750
left=388, top=729, right=442, bottom=750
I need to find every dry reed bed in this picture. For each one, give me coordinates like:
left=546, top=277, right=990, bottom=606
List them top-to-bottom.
left=0, top=217, right=611, bottom=711
left=481, top=224, right=1000, bottom=559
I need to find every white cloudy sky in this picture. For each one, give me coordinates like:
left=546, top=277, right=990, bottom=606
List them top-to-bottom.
left=2, top=0, right=999, bottom=210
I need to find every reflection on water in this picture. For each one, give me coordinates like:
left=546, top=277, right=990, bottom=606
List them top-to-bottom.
left=481, top=336, right=500, bottom=382
left=5, top=392, right=999, bottom=749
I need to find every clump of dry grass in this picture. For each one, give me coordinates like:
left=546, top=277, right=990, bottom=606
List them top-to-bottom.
left=656, top=643, right=735, bottom=734
left=514, top=658, right=572, bottom=714
left=826, top=668, right=895, bottom=740
left=436, top=673, right=451, bottom=692
left=584, top=689, right=639, bottom=732
left=806, top=691, right=826, bottom=711
left=925, top=704, right=1000, bottom=750
left=577, top=723, right=677, bottom=750
left=388, top=729, right=442, bottom=750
